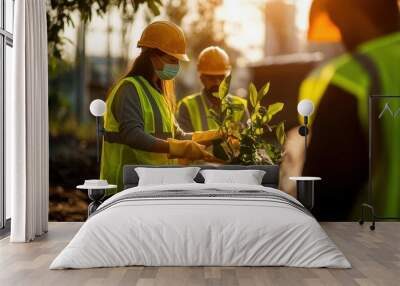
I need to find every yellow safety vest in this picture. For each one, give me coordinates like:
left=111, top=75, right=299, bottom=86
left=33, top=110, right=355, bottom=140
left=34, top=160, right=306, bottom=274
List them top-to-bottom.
left=299, top=32, right=400, bottom=216
left=100, top=76, right=176, bottom=194
left=177, top=93, right=248, bottom=132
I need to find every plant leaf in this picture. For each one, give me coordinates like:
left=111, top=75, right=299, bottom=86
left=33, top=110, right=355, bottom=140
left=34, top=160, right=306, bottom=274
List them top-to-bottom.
left=147, top=0, right=161, bottom=15
left=218, top=74, right=231, bottom=99
left=248, top=82, right=258, bottom=108
left=258, top=82, right=270, bottom=101
left=267, top=102, right=284, bottom=118
left=230, top=104, right=244, bottom=111
left=208, top=109, right=219, bottom=117
left=251, top=112, right=259, bottom=122
left=262, top=115, right=269, bottom=124
left=276, top=122, right=286, bottom=145
left=255, top=128, right=264, bottom=135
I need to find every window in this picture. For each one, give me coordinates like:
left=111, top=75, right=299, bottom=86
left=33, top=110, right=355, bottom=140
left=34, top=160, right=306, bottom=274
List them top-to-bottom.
left=1, top=0, right=14, bottom=230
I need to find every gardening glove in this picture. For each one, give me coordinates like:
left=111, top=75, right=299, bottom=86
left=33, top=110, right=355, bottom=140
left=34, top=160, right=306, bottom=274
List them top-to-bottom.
left=192, top=130, right=222, bottom=145
left=167, top=138, right=215, bottom=161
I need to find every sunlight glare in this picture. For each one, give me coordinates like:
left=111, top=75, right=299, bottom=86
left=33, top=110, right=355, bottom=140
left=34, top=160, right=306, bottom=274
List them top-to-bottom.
left=217, top=0, right=312, bottom=62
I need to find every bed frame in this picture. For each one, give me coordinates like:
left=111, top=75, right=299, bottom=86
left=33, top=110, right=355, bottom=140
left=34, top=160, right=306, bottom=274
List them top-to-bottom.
left=123, top=165, right=280, bottom=189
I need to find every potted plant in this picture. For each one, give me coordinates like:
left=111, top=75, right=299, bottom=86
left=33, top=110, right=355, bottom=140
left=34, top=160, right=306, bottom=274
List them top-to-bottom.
left=209, top=75, right=286, bottom=165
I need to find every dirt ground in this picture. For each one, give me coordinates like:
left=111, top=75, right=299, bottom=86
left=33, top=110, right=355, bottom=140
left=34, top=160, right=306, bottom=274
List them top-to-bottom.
left=49, top=186, right=89, bottom=221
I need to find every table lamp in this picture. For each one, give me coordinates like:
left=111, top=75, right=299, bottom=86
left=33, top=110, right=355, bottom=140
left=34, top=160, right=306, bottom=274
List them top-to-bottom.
left=89, top=99, right=106, bottom=163
left=297, top=99, right=315, bottom=161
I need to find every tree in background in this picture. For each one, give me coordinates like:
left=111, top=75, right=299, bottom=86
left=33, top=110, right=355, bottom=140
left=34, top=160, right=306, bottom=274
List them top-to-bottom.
left=47, top=0, right=162, bottom=59
left=165, top=0, right=241, bottom=65
left=165, top=0, right=188, bottom=31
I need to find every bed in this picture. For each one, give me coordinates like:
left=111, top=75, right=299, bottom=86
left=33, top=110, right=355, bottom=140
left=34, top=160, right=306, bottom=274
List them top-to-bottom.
left=50, top=165, right=350, bottom=269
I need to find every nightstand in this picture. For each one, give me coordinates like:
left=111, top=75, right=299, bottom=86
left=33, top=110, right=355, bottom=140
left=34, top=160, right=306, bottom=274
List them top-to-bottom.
left=289, top=177, right=321, bottom=210
left=77, top=183, right=117, bottom=216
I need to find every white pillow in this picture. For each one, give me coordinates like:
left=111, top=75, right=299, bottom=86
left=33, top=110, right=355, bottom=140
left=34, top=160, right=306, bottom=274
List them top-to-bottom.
left=135, top=167, right=200, bottom=186
left=200, top=169, right=266, bottom=185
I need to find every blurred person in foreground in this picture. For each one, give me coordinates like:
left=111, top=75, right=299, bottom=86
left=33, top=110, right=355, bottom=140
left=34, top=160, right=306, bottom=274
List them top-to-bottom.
left=294, top=0, right=400, bottom=220
left=100, top=21, right=219, bottom=194
left=177, top=46, right=248, bottom=133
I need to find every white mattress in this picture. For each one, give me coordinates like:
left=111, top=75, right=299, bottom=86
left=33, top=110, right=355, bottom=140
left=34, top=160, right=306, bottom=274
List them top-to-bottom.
left=50, top=183, right=351, bottom=269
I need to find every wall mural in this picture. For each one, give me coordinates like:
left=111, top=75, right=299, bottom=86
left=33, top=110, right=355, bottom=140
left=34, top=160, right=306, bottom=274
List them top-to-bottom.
left=47, top=1, right=400, bottom=223
left=362, top=96, right=400, bottom=225
left=378, top=103, right=400, bottom=119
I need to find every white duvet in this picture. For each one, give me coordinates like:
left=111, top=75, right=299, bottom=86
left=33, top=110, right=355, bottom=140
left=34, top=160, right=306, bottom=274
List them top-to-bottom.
left=50, top=183, right=351, bottom=269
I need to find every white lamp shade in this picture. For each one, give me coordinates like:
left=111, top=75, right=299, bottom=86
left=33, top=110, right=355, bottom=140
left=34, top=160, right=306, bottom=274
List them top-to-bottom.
left=89, top=99, right=106, bottom=117
left=297, top=99, right=315, bottom=116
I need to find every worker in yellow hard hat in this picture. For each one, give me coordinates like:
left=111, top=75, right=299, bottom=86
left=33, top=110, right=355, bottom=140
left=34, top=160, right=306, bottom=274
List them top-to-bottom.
left=296, top=0, right=400, bottom=220
left=100, top=21, right=217, bottom=194
left=177, top=46, right=248, bottom=134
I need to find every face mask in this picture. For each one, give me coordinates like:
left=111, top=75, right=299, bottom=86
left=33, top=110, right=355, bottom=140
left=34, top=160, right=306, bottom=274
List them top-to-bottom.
left=156, top=63, right=180, bottom=80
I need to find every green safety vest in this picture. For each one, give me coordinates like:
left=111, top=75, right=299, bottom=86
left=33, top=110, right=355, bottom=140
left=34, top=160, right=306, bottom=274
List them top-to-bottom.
left=299, top=32, right=400, bottom=216
left=100, top=76, right=177, bottom=194
left=177, top=93, right=248, bottom=132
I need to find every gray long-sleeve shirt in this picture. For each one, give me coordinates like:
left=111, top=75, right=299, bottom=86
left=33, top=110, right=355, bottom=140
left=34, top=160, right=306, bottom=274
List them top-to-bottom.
left=109, top=80, right=189, bottom=152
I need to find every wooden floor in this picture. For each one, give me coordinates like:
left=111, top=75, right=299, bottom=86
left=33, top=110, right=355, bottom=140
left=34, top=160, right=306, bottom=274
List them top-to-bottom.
left=0, top=222, right=399, bottom=286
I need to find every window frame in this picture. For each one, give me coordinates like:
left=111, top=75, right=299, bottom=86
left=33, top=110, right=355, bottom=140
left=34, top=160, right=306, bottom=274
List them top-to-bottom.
left=0, top=0, right=14, bottom=232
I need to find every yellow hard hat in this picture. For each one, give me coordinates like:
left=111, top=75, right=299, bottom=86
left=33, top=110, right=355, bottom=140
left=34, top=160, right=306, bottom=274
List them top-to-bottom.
left=308, top=0, right=342, bottom=42
left=138, top=21, right=189, bottom=62
left=197, top=46, right=231, bottom=75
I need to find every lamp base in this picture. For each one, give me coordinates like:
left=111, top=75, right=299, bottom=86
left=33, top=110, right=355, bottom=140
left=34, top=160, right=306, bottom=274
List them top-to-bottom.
left=87, top=189, right=105, bottom=216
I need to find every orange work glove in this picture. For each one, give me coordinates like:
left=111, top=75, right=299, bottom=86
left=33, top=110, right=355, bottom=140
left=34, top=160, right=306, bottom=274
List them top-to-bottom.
left=191, top=130, right=222, bottom=145
left=167, top=138, right=215, bottom=161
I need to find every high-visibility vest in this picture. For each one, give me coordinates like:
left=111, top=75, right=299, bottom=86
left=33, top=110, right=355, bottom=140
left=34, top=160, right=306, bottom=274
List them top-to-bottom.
left=299, top=32, right=400, bottom=216
left=100, top=76, right=177, bottom=194
left=177, top=93, right=248, bottom=132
